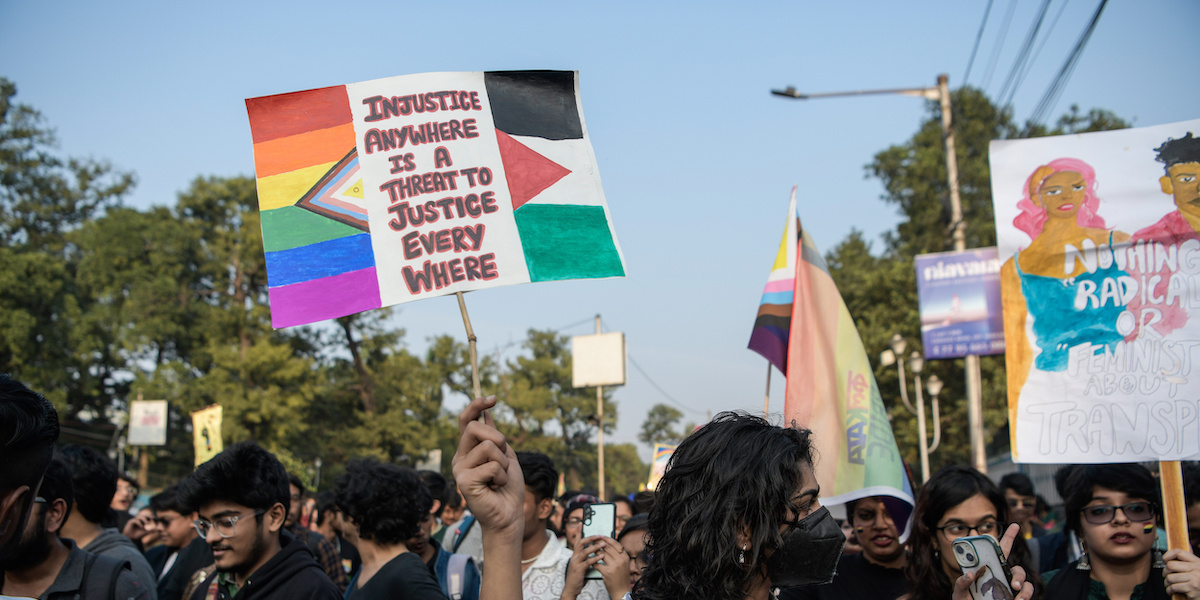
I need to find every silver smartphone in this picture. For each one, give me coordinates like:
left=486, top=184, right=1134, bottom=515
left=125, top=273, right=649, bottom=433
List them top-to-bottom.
left=582, top=503, right=615, bottom=580
left=952, top=535, right=1015, bottom=600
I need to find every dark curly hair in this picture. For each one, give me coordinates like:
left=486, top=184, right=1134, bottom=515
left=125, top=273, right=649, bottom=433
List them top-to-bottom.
left=1155, top=132, right=1200, bottom=172
left=635, top=411, right=814, bottom=600
left=179, top=441, right=290, bottom=515
left=57, top=444, right=119, bottom=524
left=517, top=451, right=558, bottom=502
left=334, top=458, right=431, bottom=546
left=1063, top=463, right=1160, bottom=536
left=904, top=465, right=1040, bottom=600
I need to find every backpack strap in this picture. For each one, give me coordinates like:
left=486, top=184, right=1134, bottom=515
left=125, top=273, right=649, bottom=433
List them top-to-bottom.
left=450, top=516, right=475, bottom=553
left=81, top=553, right=132, bottom=600
left=445, top=553, right=470, bottom=600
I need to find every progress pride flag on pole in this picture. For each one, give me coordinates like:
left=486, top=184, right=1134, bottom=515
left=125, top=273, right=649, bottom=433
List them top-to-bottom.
left=782, top=198, right=915, bottom=539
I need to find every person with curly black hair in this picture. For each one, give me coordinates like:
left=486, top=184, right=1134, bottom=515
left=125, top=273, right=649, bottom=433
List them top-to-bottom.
left=635, top=411, right=845, bottom=600
left=180, top=441, right=340, bottom=600
left=56, top=444, right=157, bottom=596
left=334, top=458, right=446, bottom=600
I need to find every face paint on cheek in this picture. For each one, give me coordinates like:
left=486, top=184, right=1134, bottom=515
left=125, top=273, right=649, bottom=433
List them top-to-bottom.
left=1144, top=523, right=1155, bottom=534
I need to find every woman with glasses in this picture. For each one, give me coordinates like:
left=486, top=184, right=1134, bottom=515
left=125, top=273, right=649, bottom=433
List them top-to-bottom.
left=1045, top=463, right=1200, bottom=599
left=903, top=465, right=1041, bottom=600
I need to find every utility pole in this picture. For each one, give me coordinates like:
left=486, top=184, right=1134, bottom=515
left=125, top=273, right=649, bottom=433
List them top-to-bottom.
left=772, top=74, right=987, bottom=473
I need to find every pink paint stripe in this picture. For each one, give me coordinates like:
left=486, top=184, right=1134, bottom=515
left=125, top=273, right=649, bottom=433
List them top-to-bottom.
left=269, top=267, right=381, bottom=328
left=762, top=278, right=794, bottom=293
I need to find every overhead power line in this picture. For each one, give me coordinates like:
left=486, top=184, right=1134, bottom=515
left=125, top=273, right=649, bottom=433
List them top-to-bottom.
left=962, top=0, right=996, bottom=84
left=981, top=0, right=1020, bottom=91
left=998, top=0, right=1053, bottom=108
left=1011, top=0, right=1073, bottom=107
left=1027, top=0, right=1108, bottom=128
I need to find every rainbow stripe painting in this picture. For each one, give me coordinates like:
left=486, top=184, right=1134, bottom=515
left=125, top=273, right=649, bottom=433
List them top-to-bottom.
left=246, top=71, right=625, bottom=329
left=248, top=85, right=381, bottom=329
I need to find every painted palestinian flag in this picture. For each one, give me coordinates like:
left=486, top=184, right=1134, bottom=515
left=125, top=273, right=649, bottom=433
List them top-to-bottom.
left=246, top=71, right=625, bottom=328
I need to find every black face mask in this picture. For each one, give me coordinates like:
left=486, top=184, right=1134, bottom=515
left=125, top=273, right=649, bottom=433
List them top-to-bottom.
left=764, top=506, right=845, bottom=587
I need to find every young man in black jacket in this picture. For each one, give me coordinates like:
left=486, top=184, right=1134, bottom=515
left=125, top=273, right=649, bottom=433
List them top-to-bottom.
left=180, top=442, right=340, bottom=600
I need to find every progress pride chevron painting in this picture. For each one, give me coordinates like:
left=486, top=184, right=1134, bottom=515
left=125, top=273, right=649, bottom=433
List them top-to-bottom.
left=246, top=71, right=625, bottom=328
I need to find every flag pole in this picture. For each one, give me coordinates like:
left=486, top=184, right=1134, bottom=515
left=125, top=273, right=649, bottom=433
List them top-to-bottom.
left=455, top=292, right=483, bottom=401
left=763, top=362, right=771, bottom=418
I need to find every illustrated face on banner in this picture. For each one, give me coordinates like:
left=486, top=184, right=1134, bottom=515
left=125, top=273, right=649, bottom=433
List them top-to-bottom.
left=990, top=119, right=1200, bottom=464
left=1163, top=162, right=1200, bottom=218
left=1035, top=171, right=1087, bottom=220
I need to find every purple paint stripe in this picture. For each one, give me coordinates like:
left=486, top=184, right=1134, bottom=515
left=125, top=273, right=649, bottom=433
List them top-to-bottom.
left=269, top=267, right=381, bottom=328
left=748, top=327, right=787, bottom=375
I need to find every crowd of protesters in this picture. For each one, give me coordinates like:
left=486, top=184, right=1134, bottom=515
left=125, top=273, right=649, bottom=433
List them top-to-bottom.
left=5, top=375, right=1200, bottom=600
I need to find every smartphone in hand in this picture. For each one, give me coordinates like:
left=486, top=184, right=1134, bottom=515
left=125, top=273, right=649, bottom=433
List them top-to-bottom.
left=582, top=503, right=615, bottom=580
left=952, top=535, right=1015, bottom=600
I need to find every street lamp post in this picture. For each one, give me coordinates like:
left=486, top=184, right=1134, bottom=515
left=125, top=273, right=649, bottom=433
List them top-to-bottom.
left=772, top=74, right=987, bottom=474
left=909, top=352, right=930, bottom=483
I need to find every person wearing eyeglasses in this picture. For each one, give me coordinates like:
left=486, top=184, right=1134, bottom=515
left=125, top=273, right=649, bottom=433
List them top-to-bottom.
left=179, top=442, right=341, bottom=600
left=1044, top=463, right=1200, bottom=600
left=901, top=465, right=1041, bottom=600
left=999, top=473, right=1043, bottom=541
left=138, top=484, right=210, bottom=600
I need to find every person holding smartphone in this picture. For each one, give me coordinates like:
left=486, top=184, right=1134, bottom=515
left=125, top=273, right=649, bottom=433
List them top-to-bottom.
left=900, top=465, right=1039, bottom=600
left=562, top=501, right=631, bottom=600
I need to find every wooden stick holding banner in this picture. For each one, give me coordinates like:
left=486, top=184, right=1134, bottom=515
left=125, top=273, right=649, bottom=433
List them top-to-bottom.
left=455, top=291, right=483, bottom=401
left=1159, top=460, right=1188, bottom=600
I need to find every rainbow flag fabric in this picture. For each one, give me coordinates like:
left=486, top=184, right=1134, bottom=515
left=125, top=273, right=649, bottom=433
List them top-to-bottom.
left=246, top=71, right=625, bottom=328
left=747, top=187, right=800, bottom=374
left=782, top=202, right=916, bottom=540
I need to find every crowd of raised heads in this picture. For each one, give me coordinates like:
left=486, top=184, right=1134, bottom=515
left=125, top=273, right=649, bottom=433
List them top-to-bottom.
left=3, top=377, right=1200, bottom=600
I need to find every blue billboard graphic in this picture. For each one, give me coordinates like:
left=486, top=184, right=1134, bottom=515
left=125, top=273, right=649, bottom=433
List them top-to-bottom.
left=915, top=248, right=1005, bottom=359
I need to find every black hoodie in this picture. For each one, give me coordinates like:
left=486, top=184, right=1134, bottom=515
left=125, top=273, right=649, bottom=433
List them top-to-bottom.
left=188, top=532, right=341, bottom=600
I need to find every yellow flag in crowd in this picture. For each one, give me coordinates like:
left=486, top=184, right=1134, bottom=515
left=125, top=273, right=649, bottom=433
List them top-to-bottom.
left=191, top=405, right=223, bottom=467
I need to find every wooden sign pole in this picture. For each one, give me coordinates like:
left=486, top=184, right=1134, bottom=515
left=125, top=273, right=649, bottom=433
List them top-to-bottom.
left=455, top=292, right=483, bottom=401
left=1159, top=460, right=1187, bottom=600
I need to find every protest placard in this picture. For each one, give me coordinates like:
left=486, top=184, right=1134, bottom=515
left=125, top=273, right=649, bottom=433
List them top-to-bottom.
left=246, top=71, right=625, bottom=328
left=990, top=118, right=1200, bottom=463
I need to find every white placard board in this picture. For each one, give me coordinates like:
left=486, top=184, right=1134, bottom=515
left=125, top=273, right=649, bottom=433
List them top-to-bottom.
left=572, top=332, right=626, bottom=387
left=128, top=400, right=168, bottom=446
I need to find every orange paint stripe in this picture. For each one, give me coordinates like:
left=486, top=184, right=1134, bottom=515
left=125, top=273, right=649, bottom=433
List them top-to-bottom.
left=252, top=123, right=356, bottom=178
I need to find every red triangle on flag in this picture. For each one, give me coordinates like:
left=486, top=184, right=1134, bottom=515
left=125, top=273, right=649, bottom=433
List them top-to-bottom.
left=496, top=130, right=572, bottom=211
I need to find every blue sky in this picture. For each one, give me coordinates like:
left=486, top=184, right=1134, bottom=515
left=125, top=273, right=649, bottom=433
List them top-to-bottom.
left=2, top=1, right=1197, bottom=465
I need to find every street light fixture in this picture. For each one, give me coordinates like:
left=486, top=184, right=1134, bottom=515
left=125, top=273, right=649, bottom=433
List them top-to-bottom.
left=772, top=74, right=987, bottom=474
left=879, top=334, right=916, bottom=414
left=926, top=375, right=943, bottom=453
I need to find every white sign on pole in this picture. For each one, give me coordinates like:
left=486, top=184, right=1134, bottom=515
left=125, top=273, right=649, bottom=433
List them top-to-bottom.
left=572, top=332, right=626, bottom=388
left=128, top=400, right=168, bottom=446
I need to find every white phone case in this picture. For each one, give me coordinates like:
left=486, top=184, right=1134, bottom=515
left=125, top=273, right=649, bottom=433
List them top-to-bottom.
left=952, top=535, right=1015, bottom=600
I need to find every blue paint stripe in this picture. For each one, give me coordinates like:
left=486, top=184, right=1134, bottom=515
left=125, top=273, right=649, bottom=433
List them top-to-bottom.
left=265, top=233, right=375, bottom=287
left=759, top=291, right=793, bottom=305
